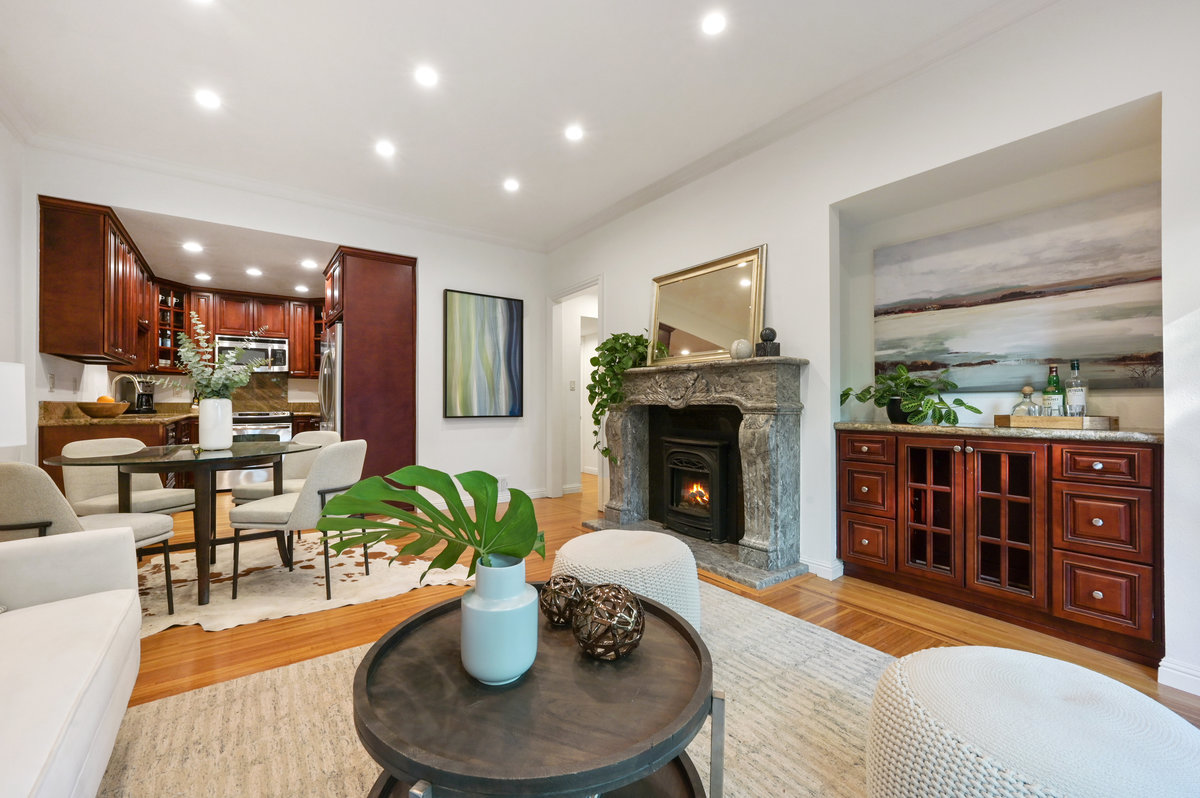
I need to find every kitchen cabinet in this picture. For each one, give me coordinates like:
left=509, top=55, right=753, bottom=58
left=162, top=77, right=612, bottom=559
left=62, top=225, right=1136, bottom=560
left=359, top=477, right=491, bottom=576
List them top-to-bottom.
left=39, top=196, right=153, bottom=366
left=324, top=252, right=344, bottom=323
left=150, top=282, right=188, bottom=372
left=190, top=290, right=214, bottom=337
left=215, top=292, right=289, bottom=337
left=288, top=301, right=314, bottom=377
left=292, top=415, right=321, bottom=434
left=39, top=417, right=196, bottom=492
left=836, top=427, right=1162, bottom=664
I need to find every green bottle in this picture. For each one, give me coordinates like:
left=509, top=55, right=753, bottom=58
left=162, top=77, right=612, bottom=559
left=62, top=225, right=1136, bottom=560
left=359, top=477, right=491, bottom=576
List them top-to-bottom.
left=1042, top=365, right=1065, bottom=416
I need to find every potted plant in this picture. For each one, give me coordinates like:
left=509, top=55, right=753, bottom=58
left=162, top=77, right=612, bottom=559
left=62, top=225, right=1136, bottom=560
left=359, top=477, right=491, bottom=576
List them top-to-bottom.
left=174, top=312, right=262, bottom=449
left=586, top=331, right=666, bottom=462
left=841, top=364, right=981, bottom=425
left=317, top=465, right=546, bottom=685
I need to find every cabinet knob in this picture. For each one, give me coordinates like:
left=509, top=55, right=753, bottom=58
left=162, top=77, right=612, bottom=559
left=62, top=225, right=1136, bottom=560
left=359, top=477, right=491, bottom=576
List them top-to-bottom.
left=860, top=445, right=869, bottom=453
left=953, top=445, right=962, bottom=452
left=965, top=446, right=974, bottom=453
left=1092, top=461, right=1104, bottom=470
left=860, top=486, right=869, bottom=493
left=1091, top=517, right=1104, bottom=527
left=861, top=539, right=870, bottom=546
left=1091, top=590, right=1104, bottom=600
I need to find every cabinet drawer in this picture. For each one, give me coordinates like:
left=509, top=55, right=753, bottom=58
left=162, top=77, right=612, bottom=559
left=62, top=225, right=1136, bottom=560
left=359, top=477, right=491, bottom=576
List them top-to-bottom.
left=839, top=433, right=895, bottom=464
left=1051, top=444, right=1155, bottom=488
left=839, top=462, right=895, bottom=517
left=1051, top=483, right=1154, bottom=563
left=840, top=513, right=894, bottom=572
left=1052, top=551, right=1154, bottom=640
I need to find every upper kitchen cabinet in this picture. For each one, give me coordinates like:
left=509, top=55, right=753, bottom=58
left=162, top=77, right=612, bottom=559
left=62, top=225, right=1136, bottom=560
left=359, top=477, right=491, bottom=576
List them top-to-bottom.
left=39, top=196, right=153, bottom=367
left=324, top=252, right=344, bottom=323
left=215, top=292, right=289, bottom=338
left=287, top=299, right=325, bottom=377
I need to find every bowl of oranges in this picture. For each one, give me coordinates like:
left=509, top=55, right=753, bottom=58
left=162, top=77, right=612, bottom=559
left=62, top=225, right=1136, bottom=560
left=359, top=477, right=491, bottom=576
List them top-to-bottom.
left=77, top=396, right=130, bottom=418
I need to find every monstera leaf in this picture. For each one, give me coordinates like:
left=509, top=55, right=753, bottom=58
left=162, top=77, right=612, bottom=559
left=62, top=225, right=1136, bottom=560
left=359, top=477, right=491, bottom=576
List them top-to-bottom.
left=316, top=465, right=546, bottom=581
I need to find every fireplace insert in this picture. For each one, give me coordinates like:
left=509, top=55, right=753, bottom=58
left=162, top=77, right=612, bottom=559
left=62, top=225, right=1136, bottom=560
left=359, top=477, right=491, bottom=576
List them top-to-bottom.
left=660, top=436, right=730, bottom=542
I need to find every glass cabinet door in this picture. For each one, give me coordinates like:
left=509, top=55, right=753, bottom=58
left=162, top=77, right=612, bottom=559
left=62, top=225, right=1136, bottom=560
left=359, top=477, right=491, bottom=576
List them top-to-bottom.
left=897, top=436, right=964, bottom=584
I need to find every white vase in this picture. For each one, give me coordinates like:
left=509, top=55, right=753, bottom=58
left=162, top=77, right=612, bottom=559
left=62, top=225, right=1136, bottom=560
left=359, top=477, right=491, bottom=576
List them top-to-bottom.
left=198, top=397, right=233, bottom=450
left=460, top=554, right=538, bottom=685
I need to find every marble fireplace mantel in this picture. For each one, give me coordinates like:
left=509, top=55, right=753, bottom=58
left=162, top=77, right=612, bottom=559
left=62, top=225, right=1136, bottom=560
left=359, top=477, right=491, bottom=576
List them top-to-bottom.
left=601, top=356, right=808, bottom=586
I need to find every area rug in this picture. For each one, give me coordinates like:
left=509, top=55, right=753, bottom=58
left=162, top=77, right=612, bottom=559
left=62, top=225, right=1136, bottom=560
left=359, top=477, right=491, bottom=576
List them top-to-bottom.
left=137, top=535, right=471, bottom=637
left=100, top=581, right=894, bottom=797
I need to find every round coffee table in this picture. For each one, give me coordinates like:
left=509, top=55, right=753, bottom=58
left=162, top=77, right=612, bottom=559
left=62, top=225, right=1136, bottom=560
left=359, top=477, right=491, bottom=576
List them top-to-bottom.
left=354, top=590, right=718, bottom=797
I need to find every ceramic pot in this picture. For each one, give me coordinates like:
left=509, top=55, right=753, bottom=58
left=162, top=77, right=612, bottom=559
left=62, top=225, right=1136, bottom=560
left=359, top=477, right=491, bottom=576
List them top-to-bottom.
left=198, top=397, right=233, bottom=450
left=886, top=398, right=912, bottom=425
left=460, top=554, right=538, bottom=685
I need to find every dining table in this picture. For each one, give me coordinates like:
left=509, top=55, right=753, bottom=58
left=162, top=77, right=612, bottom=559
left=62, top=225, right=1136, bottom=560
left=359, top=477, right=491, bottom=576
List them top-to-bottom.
left=44, top=440, right=320, bottom=605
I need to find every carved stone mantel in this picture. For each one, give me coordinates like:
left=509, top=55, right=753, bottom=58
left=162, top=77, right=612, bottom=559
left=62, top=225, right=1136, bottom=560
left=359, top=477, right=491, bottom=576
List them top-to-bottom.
left=604, top=357, right=807, bottom=572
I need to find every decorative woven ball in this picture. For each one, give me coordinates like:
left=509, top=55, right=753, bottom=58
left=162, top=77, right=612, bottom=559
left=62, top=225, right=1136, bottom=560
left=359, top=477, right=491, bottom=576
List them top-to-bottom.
left=538, top=574, right=585, bottom=626
left=571, top=583, right=645, bottom=661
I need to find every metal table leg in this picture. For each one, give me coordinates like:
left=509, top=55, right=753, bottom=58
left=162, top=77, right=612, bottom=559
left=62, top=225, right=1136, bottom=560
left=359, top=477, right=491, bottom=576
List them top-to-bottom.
left=710, top=689, right=725, bottom=798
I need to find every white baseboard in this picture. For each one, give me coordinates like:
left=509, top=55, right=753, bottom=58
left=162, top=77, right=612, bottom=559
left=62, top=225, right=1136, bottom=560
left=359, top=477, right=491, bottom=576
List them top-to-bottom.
left=581, top=466, right=598, bottom=476
left=562, top=483, right=582, bottom=495
left=421, top=487, right=548, bottom=510
left=803, top=558, right=844, bottom=581
left=1157, top=657, right=1200, bottom=696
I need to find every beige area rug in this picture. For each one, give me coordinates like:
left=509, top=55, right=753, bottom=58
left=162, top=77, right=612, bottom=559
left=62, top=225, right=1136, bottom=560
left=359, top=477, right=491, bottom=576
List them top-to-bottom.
left=137, top=535, right=472, bottom=637
left=101, top=581, right=894, bottom=797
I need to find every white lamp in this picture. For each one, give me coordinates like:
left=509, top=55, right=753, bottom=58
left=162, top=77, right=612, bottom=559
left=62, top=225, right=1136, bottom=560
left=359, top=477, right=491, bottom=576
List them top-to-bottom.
left=0, top=362, right=28, bottom=448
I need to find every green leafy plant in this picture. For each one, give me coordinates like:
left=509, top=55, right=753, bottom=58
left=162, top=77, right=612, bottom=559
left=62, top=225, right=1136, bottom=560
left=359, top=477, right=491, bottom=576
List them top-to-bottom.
left=174, top=312, right=263, bottom=399
left=586, top=331, right=665, bottom=462
left=840, top=364, right=981, bottom=425
left=316, top=465, right=546, bottom=582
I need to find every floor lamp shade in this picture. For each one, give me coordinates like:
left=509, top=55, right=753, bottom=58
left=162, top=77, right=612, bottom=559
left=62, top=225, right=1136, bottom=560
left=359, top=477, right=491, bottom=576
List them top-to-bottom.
left=0, top=362, right=28, bottom=447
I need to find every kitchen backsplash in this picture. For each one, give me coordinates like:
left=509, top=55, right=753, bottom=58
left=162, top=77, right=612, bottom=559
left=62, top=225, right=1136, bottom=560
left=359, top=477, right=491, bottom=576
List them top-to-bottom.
left=232, top=373, right=288, bottom=413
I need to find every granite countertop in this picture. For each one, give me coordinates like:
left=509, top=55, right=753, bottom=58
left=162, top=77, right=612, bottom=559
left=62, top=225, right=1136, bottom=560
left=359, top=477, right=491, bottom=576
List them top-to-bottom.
left=40, top=411, right=197, bottom=427
left=834, top=421, right=1163, bottom=445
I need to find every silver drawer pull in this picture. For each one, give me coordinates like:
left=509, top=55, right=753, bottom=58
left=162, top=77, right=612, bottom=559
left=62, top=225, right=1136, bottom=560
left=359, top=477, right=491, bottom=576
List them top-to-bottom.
left=860, top=445, right=869, bottom=452
left=953, top=445, right=962, bottom=452
left=965, top=446, right=974, bottom=453
left=1092, top=461, right=1104, bottom=470
left=860, top=486, right=869, bottom=493
left=1091, top=518, right=1104, bottom=527
left=861, top=539, right=870, bottom=546
left=1091, top=590, right=1104, bottom=600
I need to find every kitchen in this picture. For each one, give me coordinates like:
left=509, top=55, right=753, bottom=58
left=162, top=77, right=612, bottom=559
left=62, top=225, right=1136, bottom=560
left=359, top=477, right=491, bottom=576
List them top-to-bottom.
left=36, top=196, right=416, bottom=488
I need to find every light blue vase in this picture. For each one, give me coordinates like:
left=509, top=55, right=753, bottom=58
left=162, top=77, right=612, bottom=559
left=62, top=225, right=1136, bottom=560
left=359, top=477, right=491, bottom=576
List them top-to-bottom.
left=460, top=554, right=538, bottom=685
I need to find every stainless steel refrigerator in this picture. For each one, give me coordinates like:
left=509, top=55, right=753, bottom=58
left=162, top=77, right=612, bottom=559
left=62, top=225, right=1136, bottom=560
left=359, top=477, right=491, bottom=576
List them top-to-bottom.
left=318, top=320, right=343, bottom=435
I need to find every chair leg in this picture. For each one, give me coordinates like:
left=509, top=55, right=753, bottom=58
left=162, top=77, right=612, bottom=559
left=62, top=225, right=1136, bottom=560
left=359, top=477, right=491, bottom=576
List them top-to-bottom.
left=208, top=494, right=218, bottom=564
left=232, top=529, right=241, bottom=600
left=275, top=531, right=291, bottom=568
left=288, top=531, right=295, bottom=571
left=323, top=537, right=332, bottom=600
left=163, top=542, right=174, bottom=615
left=363, top=542, right=370, bottom=575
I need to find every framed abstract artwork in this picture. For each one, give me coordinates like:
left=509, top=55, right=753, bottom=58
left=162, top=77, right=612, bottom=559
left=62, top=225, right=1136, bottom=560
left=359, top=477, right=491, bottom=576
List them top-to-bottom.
left=443, top=289, right=524, bottom=418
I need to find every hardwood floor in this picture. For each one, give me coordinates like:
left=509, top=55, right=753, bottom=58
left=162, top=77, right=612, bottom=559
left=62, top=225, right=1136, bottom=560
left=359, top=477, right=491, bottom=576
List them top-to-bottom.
left=136, top=474, right=1200, bottom=726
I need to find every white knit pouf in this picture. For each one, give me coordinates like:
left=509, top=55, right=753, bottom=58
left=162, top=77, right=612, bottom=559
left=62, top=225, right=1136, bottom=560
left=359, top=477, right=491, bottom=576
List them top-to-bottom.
left=551, top=529, right=702, bottom=631
left=867, top=646, right=1200, bottom=798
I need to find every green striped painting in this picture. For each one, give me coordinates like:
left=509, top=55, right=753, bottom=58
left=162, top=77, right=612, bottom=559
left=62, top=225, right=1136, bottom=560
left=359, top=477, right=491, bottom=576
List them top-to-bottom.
left=444, top=289, right=524, bottom=417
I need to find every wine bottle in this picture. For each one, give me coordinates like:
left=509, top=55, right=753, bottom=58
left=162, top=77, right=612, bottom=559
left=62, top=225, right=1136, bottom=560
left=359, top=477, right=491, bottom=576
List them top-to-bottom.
left=1065, top=359, right=1088, bottom=417
left=1042, top=365, right=1065, bottom=416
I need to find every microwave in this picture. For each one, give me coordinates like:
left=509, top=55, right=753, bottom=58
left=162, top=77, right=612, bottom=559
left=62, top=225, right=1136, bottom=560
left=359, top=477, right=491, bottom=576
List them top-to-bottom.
left=215, top=335, right=289, bottom=373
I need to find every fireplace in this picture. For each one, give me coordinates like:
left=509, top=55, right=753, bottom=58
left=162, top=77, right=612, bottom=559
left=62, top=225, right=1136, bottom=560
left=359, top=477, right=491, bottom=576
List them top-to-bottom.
left=660, top=436, right=730, bottom=542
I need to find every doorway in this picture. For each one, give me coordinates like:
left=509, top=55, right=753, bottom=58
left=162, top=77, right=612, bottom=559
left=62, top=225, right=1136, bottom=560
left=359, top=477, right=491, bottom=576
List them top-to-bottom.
left=548, top=280, right=601, bottom=510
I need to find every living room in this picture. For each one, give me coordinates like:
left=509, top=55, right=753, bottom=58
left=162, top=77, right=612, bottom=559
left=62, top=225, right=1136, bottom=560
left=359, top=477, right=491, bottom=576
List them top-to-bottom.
left=2, top=0, right=1200, bottom=795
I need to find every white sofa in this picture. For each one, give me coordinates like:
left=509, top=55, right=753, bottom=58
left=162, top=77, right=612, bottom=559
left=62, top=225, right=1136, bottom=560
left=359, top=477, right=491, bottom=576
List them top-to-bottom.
left=0, top=527, right=141, bottom=798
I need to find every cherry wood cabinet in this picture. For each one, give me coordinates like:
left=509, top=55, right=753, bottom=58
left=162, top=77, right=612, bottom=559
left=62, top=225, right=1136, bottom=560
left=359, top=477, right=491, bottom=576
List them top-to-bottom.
left=324, top=251, right=344, bottom=323
left=190, top=290, right=214, bottom=337
left=214, top=292, right=289, bottom=338
left=286, top=300, right=323, bottom=377
left=39, top=418, right=195, bottom=492
left=837, top=427, right=1163, bottom=664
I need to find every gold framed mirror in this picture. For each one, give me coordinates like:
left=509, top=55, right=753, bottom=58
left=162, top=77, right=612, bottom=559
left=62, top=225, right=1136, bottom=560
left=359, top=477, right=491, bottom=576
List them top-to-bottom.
left=648, top=245, right=766, bottom=365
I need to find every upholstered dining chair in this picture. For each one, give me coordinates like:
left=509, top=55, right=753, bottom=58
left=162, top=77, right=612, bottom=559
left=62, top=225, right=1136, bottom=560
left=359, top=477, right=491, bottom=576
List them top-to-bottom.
left=231, top=430, right=341, bottom=506
left=61, top=437, right=196, bottom=517
left=227, top=439, right=367, bottom=600
left=0, top=462, right=177, bottom=614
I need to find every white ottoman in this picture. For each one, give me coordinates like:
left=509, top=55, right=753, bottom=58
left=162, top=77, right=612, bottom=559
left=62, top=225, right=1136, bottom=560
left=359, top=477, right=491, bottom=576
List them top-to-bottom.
left=552, top=529, right=702, bottom=631
left=867, top=646, right=1200, bottom=798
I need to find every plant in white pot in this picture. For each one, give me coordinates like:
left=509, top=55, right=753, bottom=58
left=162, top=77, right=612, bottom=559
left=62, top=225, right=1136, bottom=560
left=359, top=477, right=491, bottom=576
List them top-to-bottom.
left=175, top=312, right=262, bottom=449
left=317, top=465, right=547, bottom=685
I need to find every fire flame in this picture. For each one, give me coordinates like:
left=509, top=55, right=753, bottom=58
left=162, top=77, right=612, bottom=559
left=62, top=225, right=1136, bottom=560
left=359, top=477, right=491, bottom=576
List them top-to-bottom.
left=682, top=482, right=710, bottom=507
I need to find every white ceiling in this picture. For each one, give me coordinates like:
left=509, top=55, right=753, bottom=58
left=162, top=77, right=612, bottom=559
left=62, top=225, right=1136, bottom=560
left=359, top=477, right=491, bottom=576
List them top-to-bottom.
left=1, top=0, right=1055, bottom=265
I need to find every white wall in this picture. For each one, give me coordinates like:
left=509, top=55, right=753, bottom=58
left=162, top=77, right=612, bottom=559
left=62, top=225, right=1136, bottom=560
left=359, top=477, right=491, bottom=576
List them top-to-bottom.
left=547, top=0, right=1200, bottom=693
left=0, top=119, right=28, bottom=462
left=15, top=146, right=552, bottom=497
left=580, top=329, right=599, bottom=475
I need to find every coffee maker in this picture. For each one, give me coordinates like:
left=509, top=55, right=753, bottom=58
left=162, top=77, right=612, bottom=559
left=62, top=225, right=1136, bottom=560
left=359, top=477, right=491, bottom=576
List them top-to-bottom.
left=114, top=375, right=157, bottom=414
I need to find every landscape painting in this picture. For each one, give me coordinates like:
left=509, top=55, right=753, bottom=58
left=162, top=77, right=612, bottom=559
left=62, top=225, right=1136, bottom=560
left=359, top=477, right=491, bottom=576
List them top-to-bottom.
left=873, top=182, right=1162, bottom=391
left=444, top=289, right=524, bottom=418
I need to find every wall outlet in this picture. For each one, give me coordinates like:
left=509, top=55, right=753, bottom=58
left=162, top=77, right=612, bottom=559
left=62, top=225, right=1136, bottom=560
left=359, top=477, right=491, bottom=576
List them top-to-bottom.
left=48, top=373, right=55, bottom=392
left=498, top=476, right=509, bottom=492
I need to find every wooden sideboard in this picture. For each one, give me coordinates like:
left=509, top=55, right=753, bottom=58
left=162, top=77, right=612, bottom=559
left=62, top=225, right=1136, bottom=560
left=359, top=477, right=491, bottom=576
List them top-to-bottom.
left=836, top=424, right=1163, bottom=665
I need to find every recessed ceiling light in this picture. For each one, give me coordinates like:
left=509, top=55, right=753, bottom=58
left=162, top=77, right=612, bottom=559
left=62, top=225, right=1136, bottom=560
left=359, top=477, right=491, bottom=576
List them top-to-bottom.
left=190, top=0, right=214, bottom=5
left=702, top=11, right=727, bottom=36
left=414, top=65, right=439, bottom=88
left=194, top=88, right=221, bottom=110
left=564, top=124, right=584, bottom=142
left=375, top=139, right=397, bottom=158
left=503, top=178, right=520, bottom=193
left=182, top=241, right=203, bottom=253
left=301, top=258, right=319, bottom=270
left=246, top=267, right=263, bottom=277
left=195, top=272, right=212, bottom=282
left=739, top=277, right=752, bottom=287
left=295, top=285, right=309, bottom=293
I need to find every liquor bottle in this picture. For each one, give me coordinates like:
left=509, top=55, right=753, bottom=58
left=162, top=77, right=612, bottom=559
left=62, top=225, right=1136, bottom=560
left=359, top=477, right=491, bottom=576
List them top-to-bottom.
left=1065, top=359, right=1088, bottom=417
left=1042, top=365, right=1065, bottom=416
left=1012, top=385, right=1041, bottom=416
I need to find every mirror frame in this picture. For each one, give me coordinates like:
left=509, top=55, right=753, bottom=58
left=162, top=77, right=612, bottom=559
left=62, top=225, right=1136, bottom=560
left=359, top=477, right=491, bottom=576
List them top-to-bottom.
left=648, top=244, right=767, bottom=366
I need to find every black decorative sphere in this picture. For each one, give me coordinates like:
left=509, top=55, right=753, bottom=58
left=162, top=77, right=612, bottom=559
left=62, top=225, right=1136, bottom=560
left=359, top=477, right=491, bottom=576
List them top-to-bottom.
left=759, top=327, right=777, bottom=342
left=539, top=574, right=585, bottom=626
left=571, top=584, right=645, bottom=661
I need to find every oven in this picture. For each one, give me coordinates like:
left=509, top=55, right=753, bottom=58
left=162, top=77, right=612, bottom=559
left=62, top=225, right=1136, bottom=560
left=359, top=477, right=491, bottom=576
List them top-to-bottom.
left=215, top=335, right=289, bottom=373
left=215, top=411, right=294, bottom=491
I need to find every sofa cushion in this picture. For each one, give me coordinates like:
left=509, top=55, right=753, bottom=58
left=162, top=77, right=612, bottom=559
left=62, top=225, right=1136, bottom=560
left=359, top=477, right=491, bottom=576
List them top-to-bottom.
left=0, top=589, right=141, bottom=798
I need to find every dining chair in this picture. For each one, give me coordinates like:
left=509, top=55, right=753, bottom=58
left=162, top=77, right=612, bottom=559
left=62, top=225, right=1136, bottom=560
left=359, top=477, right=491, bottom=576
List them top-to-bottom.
left=230, top=430, right=341, bottom=506
left=61, top=437, right=196, bottom=517
left=227, top=439, right=367, bottom=600
left=0, top=462, right=177, bottom=614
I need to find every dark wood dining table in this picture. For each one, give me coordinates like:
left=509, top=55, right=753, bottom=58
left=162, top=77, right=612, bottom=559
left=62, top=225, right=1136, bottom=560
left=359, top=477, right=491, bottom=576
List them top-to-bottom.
left=44, top=441, right=319, bottom=605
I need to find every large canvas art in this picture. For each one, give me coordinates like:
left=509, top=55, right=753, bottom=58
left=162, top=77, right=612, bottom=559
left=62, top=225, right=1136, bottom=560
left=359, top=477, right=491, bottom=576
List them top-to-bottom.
left=873, top=182, right=1162, bottom=391
left=444, top=289, right=524, bottom=418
